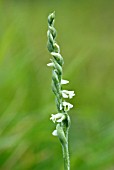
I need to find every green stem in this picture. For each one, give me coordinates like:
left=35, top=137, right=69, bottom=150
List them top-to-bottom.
left=62, top=141, right=70, bottom=170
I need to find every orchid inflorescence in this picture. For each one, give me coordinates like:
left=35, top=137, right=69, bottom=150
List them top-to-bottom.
left=47, top=11, right=75, bottom=170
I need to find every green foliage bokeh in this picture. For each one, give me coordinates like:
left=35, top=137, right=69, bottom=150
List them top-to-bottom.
left=0, top=0, right=114, bottom=170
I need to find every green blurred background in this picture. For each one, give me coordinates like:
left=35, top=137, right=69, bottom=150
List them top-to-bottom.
left=0, top=0, right=114, bottom=170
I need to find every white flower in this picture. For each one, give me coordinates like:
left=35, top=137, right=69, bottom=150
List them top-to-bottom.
left=47, top=62, right=54, bottom=67
left=61, top=79, right=69, bottom=85
left=62, top=90, right=75, bottom=99
left=62, top=91, right=68, bottom=98
left=62, top=101, right=73, bottom=111
left=60, top=104, right=62, bottom=110
left=50, top=113, right=66, bottom=123
left=52, top=130, right=58, bottom=136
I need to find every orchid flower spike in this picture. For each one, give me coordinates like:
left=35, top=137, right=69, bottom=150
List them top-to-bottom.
left=47, top=12, right=75, bottom=170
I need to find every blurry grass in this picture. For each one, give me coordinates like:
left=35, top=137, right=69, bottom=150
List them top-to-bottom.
left=0, top=0, right=114, bottom=170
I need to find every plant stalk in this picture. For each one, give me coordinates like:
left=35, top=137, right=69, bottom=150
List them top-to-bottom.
left=47, top=12, right=74, bottom=170
left=62, top=141, right=70, bottom=170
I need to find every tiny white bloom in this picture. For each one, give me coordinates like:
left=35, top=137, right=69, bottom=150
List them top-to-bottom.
left=47, top=62, right=54, bottom=67
left=61, top=79, right=69, bottom=85
left=62, top=90, right=75, bottom=99
left=62, top=91, right=68, bottom=98
left=68, top=91, right=75, bottom=99
left=63, top=101, right=73, bottom=111
left=60, top=104, right=62, bottom=110
left=50, top=113, right=66, bottom=123
left=50, top=114, right=56, bottom=123
left=52, top=130, right=58, bottom=136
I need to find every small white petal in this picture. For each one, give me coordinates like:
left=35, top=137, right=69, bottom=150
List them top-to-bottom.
left=47, top=63, right=54, bottom=67
left=61, top=79, right=69, bottom=85
left=62, top=90, right=75, bottom=99
left=69, top=91, right=75, bottom=99
left=62, top=92, right=68, bottom=98
left=63, top=101, right=73, bottom=111
left=63, top=101, right=73, bottom=107
left=60, top=104, right=62, bottom=110
left=50, top=113, right=66, bottom=123
left=55, top=113, right=63, bottom=118
left=50, top=114, right=56, bottom=123
left=56, top=114, right=66, bottom=122
left=56, top=118, right=63, bottom=122
left=56, top=119, right=62, bottom=122
left=52, top=130, right=58, bottom=136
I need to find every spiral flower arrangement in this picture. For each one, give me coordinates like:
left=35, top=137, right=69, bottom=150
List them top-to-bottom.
left=47, top=12, right=75, bottom=170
